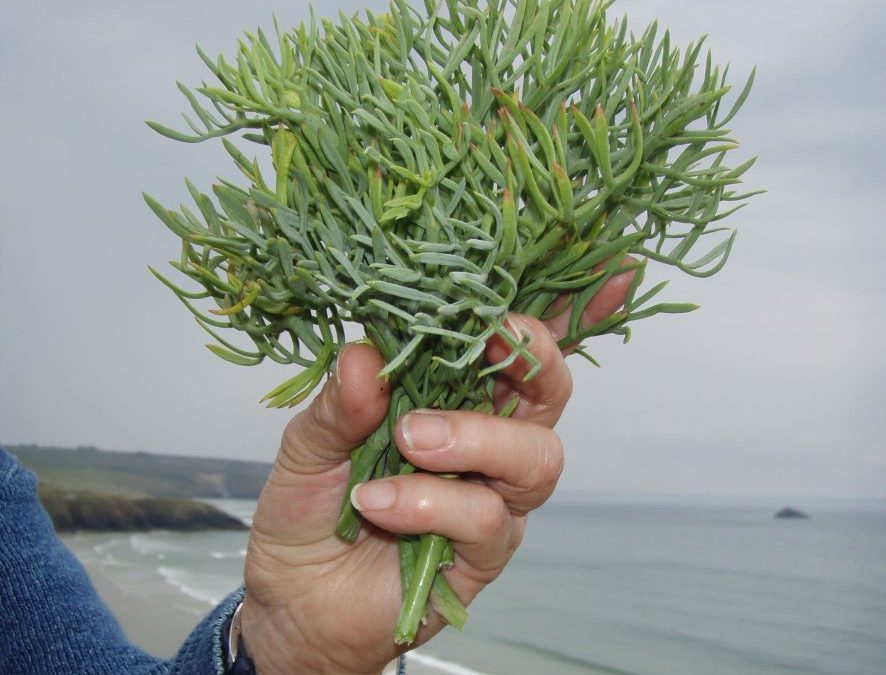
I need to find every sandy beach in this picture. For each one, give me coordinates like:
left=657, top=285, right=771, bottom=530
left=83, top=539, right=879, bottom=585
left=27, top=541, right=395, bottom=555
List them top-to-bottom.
left=63, top=533, right=475, bottom=674
left=64, top=534, right=214, bottom=658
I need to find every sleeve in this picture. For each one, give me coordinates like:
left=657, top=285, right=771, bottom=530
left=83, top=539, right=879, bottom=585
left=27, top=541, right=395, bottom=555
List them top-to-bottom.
left=0, top=447, right=236, bottom=675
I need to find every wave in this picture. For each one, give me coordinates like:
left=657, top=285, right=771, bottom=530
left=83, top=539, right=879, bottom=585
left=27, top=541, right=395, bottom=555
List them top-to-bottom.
left=128, top=533, right=193, bottom=559
left=93, top=537, right=127, bottom=555
left=91, top=538, right=139, bottom=569
left=210, top=548, right=247, bottom=560
left=99, top=553, right=136, bottom=569
left=157, top=565, right=223, bottom=606
left=485, top=636, right=643, bottom=675
left=408, top=652, right=495, bottom=675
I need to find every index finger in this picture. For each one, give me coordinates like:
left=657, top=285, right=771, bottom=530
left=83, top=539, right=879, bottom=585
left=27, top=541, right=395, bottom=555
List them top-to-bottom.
left=544, top=255, right=638, bottom=348
left=486, top=260, right=636, bottom=427
left=486, top=314, right=574, bottom=428
left=393, top=409, right=564, bottom=515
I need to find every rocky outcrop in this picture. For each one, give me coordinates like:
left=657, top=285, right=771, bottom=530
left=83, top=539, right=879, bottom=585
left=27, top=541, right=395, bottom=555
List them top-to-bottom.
left=39, top=486, right=248, bottom=532
left=774, top=507, right=810, bottom=520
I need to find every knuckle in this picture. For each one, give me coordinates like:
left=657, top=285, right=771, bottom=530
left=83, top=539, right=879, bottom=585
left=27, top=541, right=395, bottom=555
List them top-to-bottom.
left=519, top=314, right=548, bottom=341
left=509, top=315, right=573, bottom=414
left=525, top=317, right=558, bottom=361
left=538, top=357, right=573, bottom=409
left=560, top=367, right=574, bottom=402
left=306, top=382, right=340, bottom=439
left=277, top=383, right=348, bottom=472
left=279, top=383, right=335, bottom=448
left=279, top=410, right=305, bottom=451
left=277, top=413, right=312, bottom=473
left=518, top=428, right=563, bottom=489
left=506, top=429, right=563, bottom=512
left=523, top=430, right=564, bottom=503
left=542, top=431, right=565, bottom=487
left=404, top=477, right=436, bottom=529
left=475, top=493, right=508, bottom=538
left=507, top=517, right=527, bottom=556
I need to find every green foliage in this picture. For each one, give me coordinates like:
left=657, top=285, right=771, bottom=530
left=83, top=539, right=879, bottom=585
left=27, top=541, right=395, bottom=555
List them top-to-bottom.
left=146, top=0, right=757, bottom=643
left=9, top=444, right=271, bottom=499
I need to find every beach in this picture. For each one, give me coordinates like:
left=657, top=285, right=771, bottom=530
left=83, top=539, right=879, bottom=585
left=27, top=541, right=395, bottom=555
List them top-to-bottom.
left=63, top=532, right=472, bottom=674
left=64, top=534, right=209, bottom=658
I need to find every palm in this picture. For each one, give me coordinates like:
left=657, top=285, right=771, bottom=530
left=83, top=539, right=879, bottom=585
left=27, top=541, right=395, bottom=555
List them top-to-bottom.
left=248, top=467, right=455, bottom=669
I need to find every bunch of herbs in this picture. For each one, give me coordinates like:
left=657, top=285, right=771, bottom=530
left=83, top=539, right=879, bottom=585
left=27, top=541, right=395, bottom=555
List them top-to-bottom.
left=146, top=0, right=757, bottom=643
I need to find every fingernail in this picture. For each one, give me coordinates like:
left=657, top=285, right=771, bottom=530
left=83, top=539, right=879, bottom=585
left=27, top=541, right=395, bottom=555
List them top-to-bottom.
left=505, top=315, right=532, bottom=345
left=335, top=344, right=350, bottom=387
left=401, top=410, right=451, bottom=452
left=351, top=481, right=397, bottom=511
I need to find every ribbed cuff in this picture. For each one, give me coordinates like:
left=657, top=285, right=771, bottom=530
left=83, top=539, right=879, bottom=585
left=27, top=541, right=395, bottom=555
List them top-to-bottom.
left=165, top=586, right=245, bottom=675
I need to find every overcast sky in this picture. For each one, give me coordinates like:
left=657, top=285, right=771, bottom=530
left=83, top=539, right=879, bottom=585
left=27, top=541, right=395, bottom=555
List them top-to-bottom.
left=1, top=1, right=883, bottom=503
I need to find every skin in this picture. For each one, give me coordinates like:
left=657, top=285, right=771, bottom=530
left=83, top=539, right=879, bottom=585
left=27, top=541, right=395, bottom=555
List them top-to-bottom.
left=239, top=266, right=634, bottom=674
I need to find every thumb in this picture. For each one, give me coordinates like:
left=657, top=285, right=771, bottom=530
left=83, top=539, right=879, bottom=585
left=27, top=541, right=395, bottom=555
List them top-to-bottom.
left=277, top=342, right=390, bottom=475
left=249, top=343, right=390, bottom=549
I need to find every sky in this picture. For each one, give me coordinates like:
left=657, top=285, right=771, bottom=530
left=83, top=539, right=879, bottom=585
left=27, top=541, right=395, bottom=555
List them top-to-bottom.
left=1, top=0, right=883, bottom=503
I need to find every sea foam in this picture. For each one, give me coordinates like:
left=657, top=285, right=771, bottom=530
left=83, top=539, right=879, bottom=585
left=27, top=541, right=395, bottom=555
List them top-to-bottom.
left=408, top=652, right=495, bottom=675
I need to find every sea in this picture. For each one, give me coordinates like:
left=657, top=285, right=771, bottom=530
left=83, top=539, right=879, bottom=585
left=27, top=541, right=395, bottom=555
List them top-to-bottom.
left=77, top=498, right=886, bottom=675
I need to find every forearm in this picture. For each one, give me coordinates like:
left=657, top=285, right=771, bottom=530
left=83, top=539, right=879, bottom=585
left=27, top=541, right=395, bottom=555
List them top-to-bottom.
left=0, top=448, right=234, bottom=675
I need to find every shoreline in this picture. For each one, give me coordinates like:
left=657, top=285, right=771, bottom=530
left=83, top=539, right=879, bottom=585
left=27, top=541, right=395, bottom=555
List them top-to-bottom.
left=63, top=532, right=480, bottom=674
left=64, top=533, right=209, bottom=658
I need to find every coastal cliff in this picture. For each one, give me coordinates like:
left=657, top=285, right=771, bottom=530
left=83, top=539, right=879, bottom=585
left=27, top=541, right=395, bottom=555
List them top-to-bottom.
left=5, top=444, right=266, bottom=532
left=7, top=444, right=271, bottom=499
left=39, top=485, right=247, bottom=532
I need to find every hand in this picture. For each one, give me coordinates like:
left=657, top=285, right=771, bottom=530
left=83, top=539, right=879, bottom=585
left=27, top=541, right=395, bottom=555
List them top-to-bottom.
left=238, top=272, right=633, bottom=675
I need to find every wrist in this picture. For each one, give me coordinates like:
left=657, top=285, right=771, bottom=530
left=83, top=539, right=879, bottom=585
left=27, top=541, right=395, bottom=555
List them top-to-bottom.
left=239, top=595, right=399, bottom=675
left=239, top=595, right=336, bottom=675
left=238, top=597, right=290, bottom=675
left=224, top=602, right=256, bottom=674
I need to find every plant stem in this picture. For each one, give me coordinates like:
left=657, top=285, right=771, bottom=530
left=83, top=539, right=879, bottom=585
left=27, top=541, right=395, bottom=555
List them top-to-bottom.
left=336, top=382, right=412, bottom=541
left=335, top=421, right=390, bottom=540
left=394, top=532, right=447, bottom=644
left=398, top=537, right=417, bottom=596
left=430, top=573, right=467, bottom=630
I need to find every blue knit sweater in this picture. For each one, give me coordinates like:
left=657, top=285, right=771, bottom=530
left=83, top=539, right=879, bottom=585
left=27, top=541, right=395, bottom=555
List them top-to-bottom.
left=0, top=446, right=243, bottom=674
left=0, top=447, right=408, bottom=675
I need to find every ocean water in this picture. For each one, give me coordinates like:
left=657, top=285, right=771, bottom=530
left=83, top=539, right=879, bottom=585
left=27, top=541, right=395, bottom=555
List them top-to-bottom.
left=82, top=499, right=256, bottom=613
left=87, top=499, right=886, bottom=674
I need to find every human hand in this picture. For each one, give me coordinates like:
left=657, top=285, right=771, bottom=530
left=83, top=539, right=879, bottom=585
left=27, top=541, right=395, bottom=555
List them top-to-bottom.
left=238, top=272, right=633, bottom=675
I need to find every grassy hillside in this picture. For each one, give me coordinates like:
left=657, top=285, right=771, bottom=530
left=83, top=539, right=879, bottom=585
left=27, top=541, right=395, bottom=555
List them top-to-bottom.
left=6, top=444, right=272, bottom=499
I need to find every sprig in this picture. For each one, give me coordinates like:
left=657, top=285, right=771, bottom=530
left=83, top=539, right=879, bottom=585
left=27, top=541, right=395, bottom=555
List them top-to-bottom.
left=146, top=0, right=758, bottom=643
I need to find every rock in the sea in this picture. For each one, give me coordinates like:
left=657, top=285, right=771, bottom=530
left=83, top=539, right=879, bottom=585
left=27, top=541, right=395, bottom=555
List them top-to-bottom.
left=774, top=507, right=810, bottom=520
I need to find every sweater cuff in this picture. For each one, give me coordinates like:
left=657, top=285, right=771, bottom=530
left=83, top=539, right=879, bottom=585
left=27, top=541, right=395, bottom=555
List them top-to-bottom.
left=166, top=586, right=245, bottom=675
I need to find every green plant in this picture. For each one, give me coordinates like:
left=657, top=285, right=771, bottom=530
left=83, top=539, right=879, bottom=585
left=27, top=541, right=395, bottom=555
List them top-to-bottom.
left=146, top=0, right=757, bottom=643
